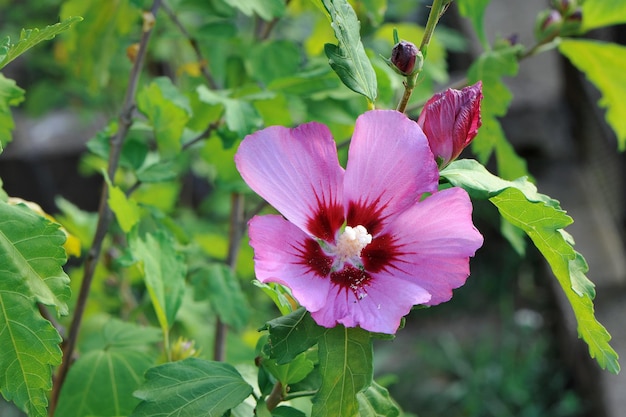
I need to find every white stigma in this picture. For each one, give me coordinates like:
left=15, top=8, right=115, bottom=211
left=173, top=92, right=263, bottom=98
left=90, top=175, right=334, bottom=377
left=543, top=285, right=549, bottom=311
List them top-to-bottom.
left=336, top=225, right=372, bottom=261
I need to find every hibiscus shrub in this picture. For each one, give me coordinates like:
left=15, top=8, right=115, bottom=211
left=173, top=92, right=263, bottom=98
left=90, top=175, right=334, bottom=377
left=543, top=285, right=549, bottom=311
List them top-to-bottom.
left=0, top=1, right=623, bottom=416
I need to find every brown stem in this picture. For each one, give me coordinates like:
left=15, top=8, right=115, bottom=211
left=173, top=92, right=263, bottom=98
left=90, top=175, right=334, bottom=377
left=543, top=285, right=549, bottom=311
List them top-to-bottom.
left=161, top=1, right=218, bottom=89
left=48, top=2, right=162, bottom=415
left=213, top=193, right=245, bottom=361
left=265, top=381, right=284, bottom=411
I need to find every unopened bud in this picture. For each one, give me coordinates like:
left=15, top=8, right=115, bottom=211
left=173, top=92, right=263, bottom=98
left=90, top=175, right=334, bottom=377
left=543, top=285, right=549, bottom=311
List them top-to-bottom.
left=550, top=0, right=578, bottom=15
left=561, top=7, right=583, bottom=36
left=534, top=9, right=563, bottom=42
left=390, top=40, right=422, bottom=76
left=418, top=81, right=483, bottom=168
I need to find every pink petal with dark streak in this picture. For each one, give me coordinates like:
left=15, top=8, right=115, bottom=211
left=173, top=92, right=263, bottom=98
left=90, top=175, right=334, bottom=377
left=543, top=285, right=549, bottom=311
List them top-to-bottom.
left=235, top=122, right=345, bottom=241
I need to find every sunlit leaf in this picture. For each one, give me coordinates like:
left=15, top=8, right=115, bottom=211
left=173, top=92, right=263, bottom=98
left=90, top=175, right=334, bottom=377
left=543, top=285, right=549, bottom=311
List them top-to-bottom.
left=322, top=0, right=378, bottom=102
left=456, top=0, right=491, bottom=50
left=582, top=0, right=626, bottom=31
left=0, top=16, right=83, bottom=70
left=559, top=39, right=626, bottom=151
left=468, top=45, right=529, bottom=180
left=0, top=73, right=25, bottom=152
left=137, top=77, right=191, bottom=156
left=104, top=173, right=141, bottom=233
left=491, top=188, right=619, bottom=373
left=0, top=201, right=69, bottom=416
left=0, top=201, right=70, bottom=314
left=190, top=263, right=249, bottom=330
left=262, top=308, right=325, bottom=364
left=311, top=326, right=373, bottom=417
left=131, top=358, right=253, bottom=416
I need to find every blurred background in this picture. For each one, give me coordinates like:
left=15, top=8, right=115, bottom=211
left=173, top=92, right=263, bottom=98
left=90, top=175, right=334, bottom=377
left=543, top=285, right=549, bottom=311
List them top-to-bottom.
left=0, top=1, right=625, bottom=416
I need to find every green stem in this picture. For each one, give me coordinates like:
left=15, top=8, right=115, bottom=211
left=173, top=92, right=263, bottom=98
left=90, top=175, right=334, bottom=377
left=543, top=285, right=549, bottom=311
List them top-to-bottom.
left=396, top=0, right=448, bottom=113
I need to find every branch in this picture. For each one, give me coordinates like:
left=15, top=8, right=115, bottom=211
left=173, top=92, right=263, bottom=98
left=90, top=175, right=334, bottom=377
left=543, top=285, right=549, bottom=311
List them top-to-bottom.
left=161, top=1, right=218, bottom=89
left=49, top=2, right=162, bottom=415
left=213, top=193, right=245, bottom=361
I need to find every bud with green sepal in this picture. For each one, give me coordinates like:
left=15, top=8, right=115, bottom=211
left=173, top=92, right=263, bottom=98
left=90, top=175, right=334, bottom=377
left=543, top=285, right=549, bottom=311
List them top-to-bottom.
left=534, top=9, right=563, bottom=43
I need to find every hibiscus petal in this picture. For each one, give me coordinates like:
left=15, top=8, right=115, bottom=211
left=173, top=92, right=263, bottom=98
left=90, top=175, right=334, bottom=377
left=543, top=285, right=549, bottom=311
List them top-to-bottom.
left=344, top=110, right=439, bottom=236
left=235, top=122, right=345, bottom=241
left=367, top=187, right=483, bottom=305
left=248, top=215, right=332, bottom=312
left=311, top=277, right=430, bottom=334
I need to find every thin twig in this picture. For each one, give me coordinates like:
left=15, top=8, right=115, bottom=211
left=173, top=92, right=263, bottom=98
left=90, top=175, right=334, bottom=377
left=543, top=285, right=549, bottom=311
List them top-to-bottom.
left=161, top=1, right=218, bottom=89
left=49, top=2, right=162, bottom=415
left=213, top=193, right=245, bottom=361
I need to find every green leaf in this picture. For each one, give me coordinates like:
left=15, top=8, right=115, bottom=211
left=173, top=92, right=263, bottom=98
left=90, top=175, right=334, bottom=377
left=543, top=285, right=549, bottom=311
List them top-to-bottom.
left=60, top=0, right=139, bottom=93
left=223, top=0, right=286, bottom=21
left=322, top=0, right=378, bottom=103
left=456, top=0, right=491, bottom=50
left=582, top=0, right=626, bottom=31
left=0, top=16, right=83, bottom=70
left=558, top=39, right=626, bottom=151
left=248, top=40, right=302, bottom=86
left=468, top=45, right=529, bottom=179
left=0, top=73, right=25, bottom=152
left=137, top=77, right=191, bottom=156
left=196, top=85, right=263, bottom=138
left=136, top=159, right=180, bottom=183
left=441, top=159, right=556, bottom=206
left=104, top=173, right=141, bottom=233
left=490, top=188, right=619, bottom=373
left=0, top=201, right=69, bottom=416
left=0, top=201, right=70, bottom=314
left=130, top=230, right=187, bottom=334
left=190, top=263, right=249, bottom=330
left=0, top=280, right=62, bottom=417
left=262, top=308, right=326, bottom=364
left=78, top=316, right=162, bottom=353
left=311, top=326, right=373, bottom=417
left=55, top=344, right=154, bottom=417
left=262, top=350, right=315, bottom=386
left=131, top=358, right=253, bottom=416
left=357, top=381, right=400, bottom=417
left=272, top=405, right=307, bottom=417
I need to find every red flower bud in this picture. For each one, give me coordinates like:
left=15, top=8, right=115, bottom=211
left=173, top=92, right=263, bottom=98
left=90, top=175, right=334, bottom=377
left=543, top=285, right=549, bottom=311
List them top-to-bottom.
left=391, top=40, right=420, bottom=76
left=417, top=81, right=483, bottom=168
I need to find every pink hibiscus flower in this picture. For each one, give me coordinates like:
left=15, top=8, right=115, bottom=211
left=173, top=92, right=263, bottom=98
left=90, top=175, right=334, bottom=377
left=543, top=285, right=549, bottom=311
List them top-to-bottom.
left=235, top=110, right=483, bottom=334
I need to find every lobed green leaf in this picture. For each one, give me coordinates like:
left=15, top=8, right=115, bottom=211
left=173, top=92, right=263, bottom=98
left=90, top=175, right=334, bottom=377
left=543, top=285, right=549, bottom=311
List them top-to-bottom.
left=322, top=0, right=378, bottom=103
left=456, top=0, right=491, bottom=50
left=581, top=0, right=626, bottom=31
left=0, top=16, right=82, bottom=70
left=559, top=39, right=626, bottom=151
left=468, top=45, right=529, bottom=180
left=0, top=73, right=25, bottom=153
left=137, top=77, right=191, bottom=157
left=105, top=173, right=141, bottom=233
left=491, top=188, right=619, bottom=373
left=0, top=201, right=70, bottom=416
left=311, top=326, right=373, bottom=417
left=131, top=358, right=253, bottom=416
